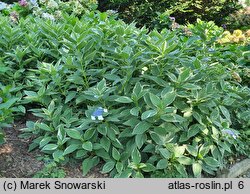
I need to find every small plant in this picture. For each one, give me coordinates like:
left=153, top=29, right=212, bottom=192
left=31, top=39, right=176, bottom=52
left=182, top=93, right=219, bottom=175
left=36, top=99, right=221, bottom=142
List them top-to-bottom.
left=33, top=157, right=66, bottom=178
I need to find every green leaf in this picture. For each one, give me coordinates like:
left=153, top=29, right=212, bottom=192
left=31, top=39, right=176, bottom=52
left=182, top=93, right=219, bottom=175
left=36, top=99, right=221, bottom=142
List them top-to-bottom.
left=99, top=12, right=108, bottom=21
left=116, top=26, right=124, bottom=35
left=178, top=68, right=191, bottom=82
left=167, top=72, right=177, bottom=82
left=143, top=75, right=168, bottom=87
left=97, top=79, right=106, bottom=92
left=133, top=82, right=142, bottom=97
left=182, top=83, right=201, bottom=90
left=38, top=86, right=46, bottom=96
left=24, top=90, right=38, bottom=98
left=65, top=91, right=77, bottom=103
left=162, top=91, right=176, bottom=106
left=149, top=93, right=161, bottom=107
left=115, top=96, right=133, bottom=103
left=0, top=98, right=18, bottom=109
left=48, top=100, right=55, bottom=113
left=18, top=105, right=26, bottom=113
left=219, top=106, right=231, bottom=123
left=130, top=107, right=140, bottom=116
left=141, top=110, right=157, bottom=120
left=193, top=112, right=203, bottom=124
left=161, top=114, right=186, bottom=123
left=123, top=118, right=140, bottom=127
left=132, top=121, right=151, bottom=135
left=36, top=123, right=52, bottom=132
left=163, top=123, right=180, bottom=133
left=188, top=124, right=201, bottom=138
left=57, top=125, right=66, bottom=142
left=97, top=125, right=107, bottom=136
left=84, top=128, right=96, bottom=140
left=66, top=129, right=81, bottom=140
left=150, top=132, right=164, bottom=145
left=179, top=132, right=189, bottom=142
left=135, top=134, right=147, bottom=149
left=39, top=136, right=51, bottom=148
left=100, top=136, right=111, bottom=152
left=112, top=139, right=123, bottom=149
left=82, top=141, right=93, bottom=151
left=220, top=141, right=231, bottom=153
left=28, top=142, right=39, bottom=152
left=42, top=144, right=58, bottom=151
left=63, top=144, right=79, bottom=156
left=199, top=144, right=210, bottom=156
left=186, top=145, right=198, bottom=157
left=174, top=146, right=186, bottom=157
left=112, top=147, right=121, bottom=161
left=132, top=148, right=141, bottom=164
left=158, top=148, right=170, bottom=159
left=95, top=149, right=110, bottom=160
left=53, top=150, right=64, bottom=162
left=76, top=150, right=87, bottom=158
left=82, top=156, right=100, bottom=176
left=177, top=156, right=193, bottom=165
left=203, top=157, right=220, bottom=167
left=82, top=158, right=92, bottom=176
left=156, top=159, right=168, bottom=169
left=101, top=161, right=115, bottom=173
left=116, top=162, right=124, bottom=174
left=192, top=162, right=202, bottom=178
left=141, top=163, right=156, bottom=172
left=175, top=164, right=188, bottom=177
left=117, top=168, right=132, bottom=178
left=135, top=171, right=144, bottom=178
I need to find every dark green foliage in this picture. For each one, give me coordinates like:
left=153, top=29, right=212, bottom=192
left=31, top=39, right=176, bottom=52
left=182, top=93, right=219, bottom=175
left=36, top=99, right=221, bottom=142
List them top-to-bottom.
left=1, top=0, right=17, bottom=3
left=98, top=0, right=242, bottom=30
left=224, top=7, right=250, bottom=30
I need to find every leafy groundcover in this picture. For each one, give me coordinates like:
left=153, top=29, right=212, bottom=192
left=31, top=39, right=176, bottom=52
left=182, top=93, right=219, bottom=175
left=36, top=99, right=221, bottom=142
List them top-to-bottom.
left=0, top=12, right=249, bottom=178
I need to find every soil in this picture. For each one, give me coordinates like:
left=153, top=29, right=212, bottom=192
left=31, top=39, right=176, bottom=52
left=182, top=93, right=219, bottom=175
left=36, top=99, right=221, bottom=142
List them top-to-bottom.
left=0, top=114, right=106, bottom=178
left=0, top=118, right=43, bottom=178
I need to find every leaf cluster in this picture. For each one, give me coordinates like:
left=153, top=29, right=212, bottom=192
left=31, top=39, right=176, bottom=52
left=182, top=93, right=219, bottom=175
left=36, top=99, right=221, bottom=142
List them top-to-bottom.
left=0, top=12, right=249, bottom=177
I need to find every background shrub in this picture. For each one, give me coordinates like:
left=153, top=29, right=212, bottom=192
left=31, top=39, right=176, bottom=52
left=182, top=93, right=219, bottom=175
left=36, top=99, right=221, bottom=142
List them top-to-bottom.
left=1, top=0, right=17, bottom=3
left=98, top=0, right=242, bottom=30
left=224, top=6, right=250, bottom=30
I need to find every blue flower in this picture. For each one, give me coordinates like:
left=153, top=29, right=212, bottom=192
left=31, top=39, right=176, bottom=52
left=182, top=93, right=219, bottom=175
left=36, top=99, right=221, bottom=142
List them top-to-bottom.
left=0, top=97, right=2, bottom=104
left=91, top=107, right=108, bottom=121
left=222, top=129, right=238, bottom=139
